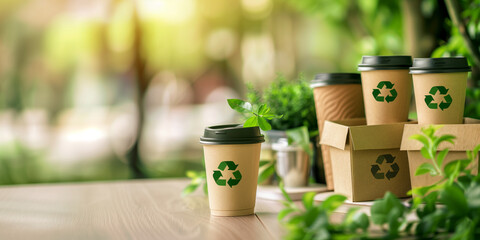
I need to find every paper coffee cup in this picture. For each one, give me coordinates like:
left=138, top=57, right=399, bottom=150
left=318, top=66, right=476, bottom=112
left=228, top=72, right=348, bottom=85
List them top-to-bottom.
left=358, top=56, right=413, bottom=125
left=410, top=57, right=471, bottom=124
left=310, top=73, right=365, bottom=190
left=200, top=124, right=264, bottom=217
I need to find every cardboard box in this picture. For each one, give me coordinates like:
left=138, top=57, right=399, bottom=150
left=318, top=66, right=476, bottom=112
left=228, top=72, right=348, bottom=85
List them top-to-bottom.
left=320, top=118, right=412, bottom=202
left=401, top=118, right=480, bottom=189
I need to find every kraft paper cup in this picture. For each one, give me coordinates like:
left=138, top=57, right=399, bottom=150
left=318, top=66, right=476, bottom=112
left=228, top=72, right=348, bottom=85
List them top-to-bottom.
left=358, top=56, right=413, bottom=125
left=410, top=57, right=471, bottom=124
left=310, top=73, right=365, bottom=190
left=200, top=124, right=264, bottom=217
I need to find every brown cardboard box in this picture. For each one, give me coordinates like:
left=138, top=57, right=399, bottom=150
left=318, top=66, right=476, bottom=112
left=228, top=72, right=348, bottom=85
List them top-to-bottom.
left=320, top=118, right=412, bottom=201
left=400, top=118, right=480, bottom=189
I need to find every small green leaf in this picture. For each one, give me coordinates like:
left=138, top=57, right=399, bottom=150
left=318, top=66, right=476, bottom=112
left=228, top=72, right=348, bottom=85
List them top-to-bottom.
left=227, top=99, right=252, bottom=113
left=258, top=104, right=270, bottom=115
left=262, top=114, right=283, bottom=120
left=244, top=116, right=258, bottom=127
left=258, top=117, right=272, bottom=131
left=286, top=126, right=312, bottom=156
left=410, top=134, right=430, bottom=147
left=433, top=134, right=455, bottom=148
left=471, top=144, right=480, bottom=159
left=420, top=147, right=433, bottom=160
left=436, top=148, right=449, bottom=169
left=444, top=159, right=471, bottom=178
left=259, top=160, right=271, bottom=168
left=258, top=163, right=275, bottom=184
left=415, top=163, right=438, bottom=176
left=186, top=170, right=197, bottom=178
left=279, top=180, right=293, bottom=203
left=182, top=183, right=199, bottom=196
left=440, top=185, right=468, bottom=216
left=302, top=192, right=316, bottom=209
left=371, top=192, right=405, bottom=225
left=320, top=194, right=346, bottom=213
left=278, top=208, right=296, bottom=220
left=353, top=212, right=370, bottom=232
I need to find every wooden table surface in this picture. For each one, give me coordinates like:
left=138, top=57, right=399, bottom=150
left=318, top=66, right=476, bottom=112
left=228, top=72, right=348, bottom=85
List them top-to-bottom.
left=0, top=179, right=302, bottom=240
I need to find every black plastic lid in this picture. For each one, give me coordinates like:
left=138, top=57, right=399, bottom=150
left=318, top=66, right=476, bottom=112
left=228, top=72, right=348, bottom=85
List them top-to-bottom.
left=358, top=56, right=412, bottom=71
left=410, top=57, right=471, bottom=74
left=310, top=73, right=361, bottom=88
left=200, top=124, right=265, bottom=145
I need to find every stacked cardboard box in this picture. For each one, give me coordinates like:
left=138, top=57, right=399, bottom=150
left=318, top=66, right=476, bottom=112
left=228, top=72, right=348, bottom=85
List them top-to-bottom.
left=321, top=118, right=412, bottom=201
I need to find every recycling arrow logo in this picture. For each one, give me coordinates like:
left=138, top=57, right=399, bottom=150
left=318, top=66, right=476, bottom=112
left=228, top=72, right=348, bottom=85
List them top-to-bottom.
left=372, top=81, right=397, bottom=103
left=424, top=86, right=452, bottom=111
left=371, top=154, right=399, bottom=181
left=213, top=161, right=242, bottom=188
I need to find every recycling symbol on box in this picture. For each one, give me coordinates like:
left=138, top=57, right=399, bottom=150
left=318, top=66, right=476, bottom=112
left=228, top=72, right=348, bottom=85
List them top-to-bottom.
left=372, top=81, right=397, bottom=103
left=424, top=86, right=452, bottom=111
left=371, top=154, right=399, bottom=181
left=213, top=161, right=242, bottom=188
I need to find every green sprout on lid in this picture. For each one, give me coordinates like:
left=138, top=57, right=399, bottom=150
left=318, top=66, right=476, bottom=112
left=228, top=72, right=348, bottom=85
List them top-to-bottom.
left=227, top=99, right=283, bottom=131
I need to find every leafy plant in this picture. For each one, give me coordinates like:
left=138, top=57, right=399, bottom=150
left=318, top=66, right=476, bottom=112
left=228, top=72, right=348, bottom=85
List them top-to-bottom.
left=247, top=74, right=318, bottom=133
left=246, top=75, right=318, bottom=184
left=227, top=99, right=283, bottom=131
left=278, top=126, right=480, bottom=239
left=182, top=170, right=207, bottom=196
left=279, top=181, right=369, bottom=240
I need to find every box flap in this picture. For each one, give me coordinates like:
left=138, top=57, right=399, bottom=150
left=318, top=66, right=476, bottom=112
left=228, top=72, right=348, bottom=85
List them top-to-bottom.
left=320, top=118, right=409, bottom=150
left=401, top=118, right=480, bottom=151
left=320, top=120, right=353, bottom=150
left=349, top=122, right=408, bottom=150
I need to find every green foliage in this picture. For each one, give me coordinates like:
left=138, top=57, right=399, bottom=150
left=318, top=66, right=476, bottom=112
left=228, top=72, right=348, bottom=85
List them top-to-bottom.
left=281, top=0, right=404, bottom=60
left=431, top=0, right=480, bottom=65
left=247, top=74, right=317, bottom=133
left=465, top=87, right=480, bottom=119
left=227, top=99, right=283, bottom=131
left=410, top=125, right=455, bottom=177
left=279, top=126, right=480, bottom=239
left=258, top=160, right=275, bottom=184
left=182, top=170, right=207, bottom=196
left=278, top=180, right=369, bottom=240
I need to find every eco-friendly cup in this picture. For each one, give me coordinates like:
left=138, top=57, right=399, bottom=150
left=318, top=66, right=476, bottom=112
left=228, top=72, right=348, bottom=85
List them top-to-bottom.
left=358, top=56, right=413, bottom=125
left=410, top=57, right=471, bottom=124
left=310, top=73, right=365, bottom=190
left=200, top=124, right=264, bottom=217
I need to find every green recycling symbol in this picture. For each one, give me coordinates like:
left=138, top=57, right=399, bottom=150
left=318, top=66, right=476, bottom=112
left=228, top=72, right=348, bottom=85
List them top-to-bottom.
left=372, top=81, right=397, bottom=103
left=424, top=86, right=452, bottom=111
left=371, top=154, right=399, bottom=181
left=213, top=161, right=242, bottom=188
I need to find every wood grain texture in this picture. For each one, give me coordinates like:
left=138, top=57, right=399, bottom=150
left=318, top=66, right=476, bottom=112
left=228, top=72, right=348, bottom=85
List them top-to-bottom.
left=0, top=179, right=275, bottom=240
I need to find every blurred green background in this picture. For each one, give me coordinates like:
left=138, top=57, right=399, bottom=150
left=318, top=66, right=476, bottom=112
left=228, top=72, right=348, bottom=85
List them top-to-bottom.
left=0, top=0, right=479, bottom=185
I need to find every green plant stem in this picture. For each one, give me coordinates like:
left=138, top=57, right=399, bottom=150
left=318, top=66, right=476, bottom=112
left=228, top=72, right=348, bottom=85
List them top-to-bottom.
left=433, top=155, right=443, bottom=177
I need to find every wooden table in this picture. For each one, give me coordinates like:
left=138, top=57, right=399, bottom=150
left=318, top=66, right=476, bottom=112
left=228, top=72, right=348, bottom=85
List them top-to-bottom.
left=0, top=179, right=298, bottom=240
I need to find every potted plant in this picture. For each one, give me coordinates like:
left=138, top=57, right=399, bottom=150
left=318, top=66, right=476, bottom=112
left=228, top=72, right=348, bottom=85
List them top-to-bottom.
left=246, top=74, right=323, bottom=186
